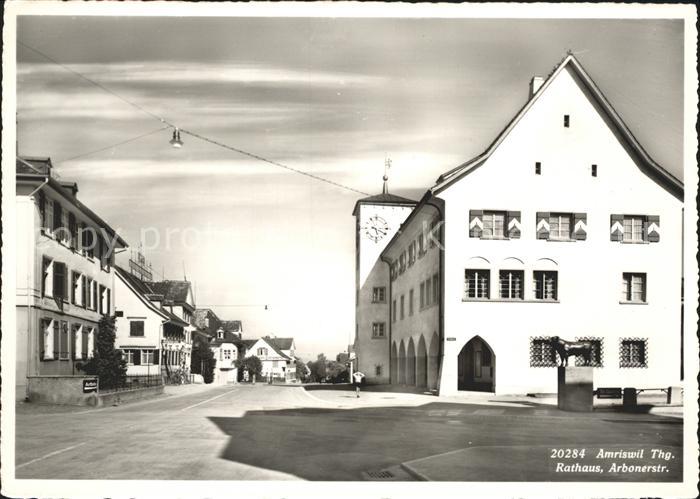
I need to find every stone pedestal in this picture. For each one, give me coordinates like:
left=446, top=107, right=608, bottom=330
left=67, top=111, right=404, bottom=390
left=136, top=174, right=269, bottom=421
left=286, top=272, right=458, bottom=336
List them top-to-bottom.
left=557, top=366, right=593, bottom=412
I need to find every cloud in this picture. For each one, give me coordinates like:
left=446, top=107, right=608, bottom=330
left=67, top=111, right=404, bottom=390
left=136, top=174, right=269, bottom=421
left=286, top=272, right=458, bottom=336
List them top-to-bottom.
left=18, top=60, right=387, bottom=88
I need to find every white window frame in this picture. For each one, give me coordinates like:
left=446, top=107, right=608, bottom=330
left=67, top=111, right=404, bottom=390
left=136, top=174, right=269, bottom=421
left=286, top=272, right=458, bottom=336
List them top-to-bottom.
left=482, top=211, right=506, bottom=239
left=549, top=213, right=573, bottom=241
left=623, top=216, right=645, bottom=243
left=465, top=269, right=490, bottom=300
left=622, top=273, right=647, bottom=303
left=372, top=322, right=386, bottom=338
left=141, top=349, right=154, bottom=365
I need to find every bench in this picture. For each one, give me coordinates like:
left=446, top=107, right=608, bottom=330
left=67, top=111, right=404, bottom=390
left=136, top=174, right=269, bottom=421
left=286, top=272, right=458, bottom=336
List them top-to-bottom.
left=595, top=387, right=622, bottom=399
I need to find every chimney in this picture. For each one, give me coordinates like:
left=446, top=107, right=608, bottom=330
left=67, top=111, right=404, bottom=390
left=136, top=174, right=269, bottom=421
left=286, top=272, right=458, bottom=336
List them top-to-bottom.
left=529, top=76, right=544, bottom=99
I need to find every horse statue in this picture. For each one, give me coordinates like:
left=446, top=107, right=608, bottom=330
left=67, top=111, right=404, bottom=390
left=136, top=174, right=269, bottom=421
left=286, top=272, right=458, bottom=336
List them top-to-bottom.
left=549, top=336, right=594, bottom=367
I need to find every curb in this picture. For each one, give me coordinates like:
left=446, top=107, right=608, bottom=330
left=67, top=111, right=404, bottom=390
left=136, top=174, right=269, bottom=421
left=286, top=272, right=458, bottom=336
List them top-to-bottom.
left=399, top=462, right=430, bottom=481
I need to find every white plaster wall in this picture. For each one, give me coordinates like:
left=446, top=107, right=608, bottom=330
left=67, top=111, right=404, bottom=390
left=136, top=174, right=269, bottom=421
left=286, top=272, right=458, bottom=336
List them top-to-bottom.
left=437, top=66, right=683, bottom=395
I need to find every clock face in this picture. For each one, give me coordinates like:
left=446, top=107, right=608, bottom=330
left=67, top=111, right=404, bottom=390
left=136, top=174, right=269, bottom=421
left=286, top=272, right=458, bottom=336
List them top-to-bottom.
left=363, top=215, right=390, bottom=242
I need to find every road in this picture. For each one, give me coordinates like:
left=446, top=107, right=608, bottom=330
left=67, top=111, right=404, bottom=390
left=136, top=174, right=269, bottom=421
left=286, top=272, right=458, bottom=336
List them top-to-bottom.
left=14, top=383, right=683, bottom=481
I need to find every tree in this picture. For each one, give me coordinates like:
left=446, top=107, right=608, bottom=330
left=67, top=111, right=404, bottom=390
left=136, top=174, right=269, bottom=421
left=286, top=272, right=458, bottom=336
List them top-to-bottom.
left=76, top=315, right=127, bottom=390
left=191, top=341, right=216, bottom=383
left=307, top=353, right=328, bottom=382
left=236, top=355, right=262, bottom=382
left=295, top=357, right=309, bottom=383
left=327, top=360, right=348, bottom=383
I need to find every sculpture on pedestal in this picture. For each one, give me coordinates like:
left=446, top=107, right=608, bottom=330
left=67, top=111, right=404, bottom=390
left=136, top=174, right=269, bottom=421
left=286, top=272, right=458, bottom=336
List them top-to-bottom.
left=550, top=336, right=595, bottom=367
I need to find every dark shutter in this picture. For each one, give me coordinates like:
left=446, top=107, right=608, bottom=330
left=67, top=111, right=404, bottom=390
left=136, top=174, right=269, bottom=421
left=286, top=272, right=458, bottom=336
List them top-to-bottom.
left=39, top=192, right=46, bottom=229
left=469, top=210, right=483, bottom=238
left=506, top=211, right=521, bottom=239
left=536, top=212, right=550, bottom=240
left=573, top=213, right=587, bottom=240
left=610, top=214, right=624, bottom=241
left=647, top=215, right=660, bottom=242
left=71, top=272, right=77, bottom=304
left=81, top=275, right=87, bottom=307
left=106, top=289, right=111, bottom=315
left=39, top=319, right=48, bottom=360
left=53, top=321, right=60, bottom=358
left=82, top=328, right=89, bottom=357
left=153, top=349, right=160, bottom=365
left=132, top=350, right=141, bottom=366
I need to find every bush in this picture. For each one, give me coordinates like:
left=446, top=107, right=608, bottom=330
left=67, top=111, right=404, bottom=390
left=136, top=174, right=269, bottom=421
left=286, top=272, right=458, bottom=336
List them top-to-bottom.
left=76, top=315, right=127, bottom=390
left=191, top=341, right=216, bottom=383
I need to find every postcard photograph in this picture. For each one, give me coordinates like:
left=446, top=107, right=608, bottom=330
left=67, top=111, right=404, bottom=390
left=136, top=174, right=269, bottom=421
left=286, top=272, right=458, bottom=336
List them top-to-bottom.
left=1, top=2, right=697, bottom=498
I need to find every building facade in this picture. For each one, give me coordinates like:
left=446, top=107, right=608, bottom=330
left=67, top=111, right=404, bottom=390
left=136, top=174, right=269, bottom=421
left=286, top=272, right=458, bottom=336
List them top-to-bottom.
left=355, top=55, right=684, bottom=396
left=16, top=157, right=127, bottom=399
left=352, top=187, right=416, bottom=384
left=114, top=265, right=190, bottom=378
left=210, top=328, right=240, bottom=384
left=245, top=337, right=298, bottom=382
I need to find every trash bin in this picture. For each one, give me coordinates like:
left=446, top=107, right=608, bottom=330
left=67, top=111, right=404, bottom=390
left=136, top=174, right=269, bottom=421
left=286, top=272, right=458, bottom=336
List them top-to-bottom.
left=622, top=387, right=637, bottom=409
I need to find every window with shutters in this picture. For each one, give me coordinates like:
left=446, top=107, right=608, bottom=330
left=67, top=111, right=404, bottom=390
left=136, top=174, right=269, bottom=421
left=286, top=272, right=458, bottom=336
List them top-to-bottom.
left=38, top=192, right=47, bottom=230
left=53, top=201, right=63, bottom=234
left=482, top=211, right=506, bottom=238
left=68, top=213, right=78, bottom=249
left=549, top=213, right=573, bottom=240
left=623, top=216, right=645, bottom=242
left=418, top=233, right=426, bottom=256
left=408, top=241, right=416, bottom=266
left=399, top=251, right=407, bottom=273
left=42, top=257, right=53, bottom=297
left=53, top=262, right=67, bottom=302
left=465, top=269, right=490, bottom=299
left=499, top=270, right=524, bottom=300
left=71, top=271, right=80, bottom=305
left=533, top=271, right=558, bottom=301
left=621, top=273, right=646, bottom=303
left=371, top=287, right=386, bottom=303
left=41, top=318, right=55, bottom=360
left=130, top=320, right=145, bottom=337
left=372, top=322, right=386, bottom=338
left=72, top=323, right=83, bottom=360
left=81, top=327, right=89, bottom=359
left=530, top=337, right=557, bottom=367
left=619, top=338, right=647, bottom=368
left=257, top=347, right=268, bottom=356
left=123, top=349, right=135, bottom=365
left=142, top=349, right=155, bottom=365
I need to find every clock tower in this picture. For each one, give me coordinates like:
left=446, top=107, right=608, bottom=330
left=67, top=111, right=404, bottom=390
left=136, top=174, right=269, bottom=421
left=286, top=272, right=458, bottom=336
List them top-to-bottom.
left=352, top=172, right=416, bottom=383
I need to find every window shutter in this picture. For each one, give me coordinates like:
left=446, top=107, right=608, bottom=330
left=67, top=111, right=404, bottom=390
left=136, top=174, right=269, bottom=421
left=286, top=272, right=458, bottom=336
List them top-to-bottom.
left=46, top=199, right=54, bottom=232
left=469, top=210, right=483, bottom=238
left=506, top=211, right=521, bottom=239
left=536, top=212, right=550, bottom=240
left=573, top=213, right=587, bottom=240
left=610, top=214, right=624, bottom=241
left=647, top=215, right=660, bottom=242
left=81, top=275, right=87, bottom=307
left=53, top=321, right=60, bottom=358
left=82, top=329, right=89, bottom=358
left=133, top=350, right=141, bottom=365
left=153, top=350, right=160, bottom=365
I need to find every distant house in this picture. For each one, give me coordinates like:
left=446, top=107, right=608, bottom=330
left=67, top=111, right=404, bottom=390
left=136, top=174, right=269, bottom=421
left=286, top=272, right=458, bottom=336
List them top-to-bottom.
left=114, top=266, right=190, bottom=378
left=210, top=328, right=240, bottom=384
left=245, top=336, right=297, bottom=383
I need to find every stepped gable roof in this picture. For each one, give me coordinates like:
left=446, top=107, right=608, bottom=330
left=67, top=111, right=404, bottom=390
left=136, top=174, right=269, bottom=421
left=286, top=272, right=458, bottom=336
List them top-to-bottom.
left=432, top=53, right=683, bottom=199
left=352, top=192, right=417, bottom=216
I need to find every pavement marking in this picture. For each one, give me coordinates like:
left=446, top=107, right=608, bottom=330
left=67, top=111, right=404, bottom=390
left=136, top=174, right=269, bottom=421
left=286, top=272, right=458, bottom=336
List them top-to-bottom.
left=180, top=388, right=239, bottom=412
left=299, top=388, right=344, bottom=406
left=16, top=442, right=86, bottom=469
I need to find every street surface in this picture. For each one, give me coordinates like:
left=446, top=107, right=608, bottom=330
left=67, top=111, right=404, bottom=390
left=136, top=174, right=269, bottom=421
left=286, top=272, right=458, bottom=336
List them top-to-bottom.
left=15, top=383, right=683, bottom=481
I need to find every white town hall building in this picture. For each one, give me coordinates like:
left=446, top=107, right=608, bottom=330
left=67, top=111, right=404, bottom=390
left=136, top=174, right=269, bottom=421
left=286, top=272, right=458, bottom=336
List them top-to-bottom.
left=353, top=54, right=683, bottom=396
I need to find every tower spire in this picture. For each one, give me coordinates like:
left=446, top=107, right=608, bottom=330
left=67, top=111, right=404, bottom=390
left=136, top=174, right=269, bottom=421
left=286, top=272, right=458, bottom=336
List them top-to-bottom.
left=383, top=157, right=391, bottom=194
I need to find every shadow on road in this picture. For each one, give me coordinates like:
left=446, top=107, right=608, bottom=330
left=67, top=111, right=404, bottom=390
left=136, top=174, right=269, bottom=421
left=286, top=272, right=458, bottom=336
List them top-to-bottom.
left=208, top=401, right=682, bottom=481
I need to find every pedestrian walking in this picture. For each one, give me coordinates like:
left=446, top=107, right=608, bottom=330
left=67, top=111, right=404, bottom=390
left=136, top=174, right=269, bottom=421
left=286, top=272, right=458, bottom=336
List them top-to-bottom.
left=352, top=371, right=365, bottom=398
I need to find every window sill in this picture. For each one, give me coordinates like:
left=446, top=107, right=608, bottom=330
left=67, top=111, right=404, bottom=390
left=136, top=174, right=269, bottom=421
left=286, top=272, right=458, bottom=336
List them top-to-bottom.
left=479, top=236, right=509, bottom=241
left=547, top=238, right=578, bottom=243
left=620, top=240, right=650, bottom=245
left=619, top=301, right=648, bottom=305
left=371, top=336, right=387, bottom=340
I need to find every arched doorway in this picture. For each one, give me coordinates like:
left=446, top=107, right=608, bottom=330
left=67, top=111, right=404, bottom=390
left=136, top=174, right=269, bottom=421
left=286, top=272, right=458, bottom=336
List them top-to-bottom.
left=428, top=331, right=439, bottom=391
left=416, top=335, right=428, bottom=388
left=457, top=336, right=495, bottom=392
left=407, top=338, right=416, bottom=386
left=398, top=340, right=406, bottom=385
left=390, top=342, right=398, bottom=384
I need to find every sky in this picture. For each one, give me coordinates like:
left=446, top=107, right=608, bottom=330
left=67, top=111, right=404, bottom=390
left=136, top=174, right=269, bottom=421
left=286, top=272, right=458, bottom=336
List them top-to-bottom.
left=16, top=15, right=684, bottom=361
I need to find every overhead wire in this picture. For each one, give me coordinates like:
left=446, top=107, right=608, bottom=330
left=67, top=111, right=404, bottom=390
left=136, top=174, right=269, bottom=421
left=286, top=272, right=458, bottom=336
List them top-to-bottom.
left=18, top=40, right=370, bottom=196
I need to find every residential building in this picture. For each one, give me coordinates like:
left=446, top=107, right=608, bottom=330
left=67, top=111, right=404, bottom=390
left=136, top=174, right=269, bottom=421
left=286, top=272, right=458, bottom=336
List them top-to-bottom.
left=354, top=54, right=683, bottom=395
left=16, top=156, right=128, bottom=399
left=114, top=264, right=190, bottom=379
left=210, top=327, right=240, bottom=384
left=245, top=336, right=298, bottom=382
